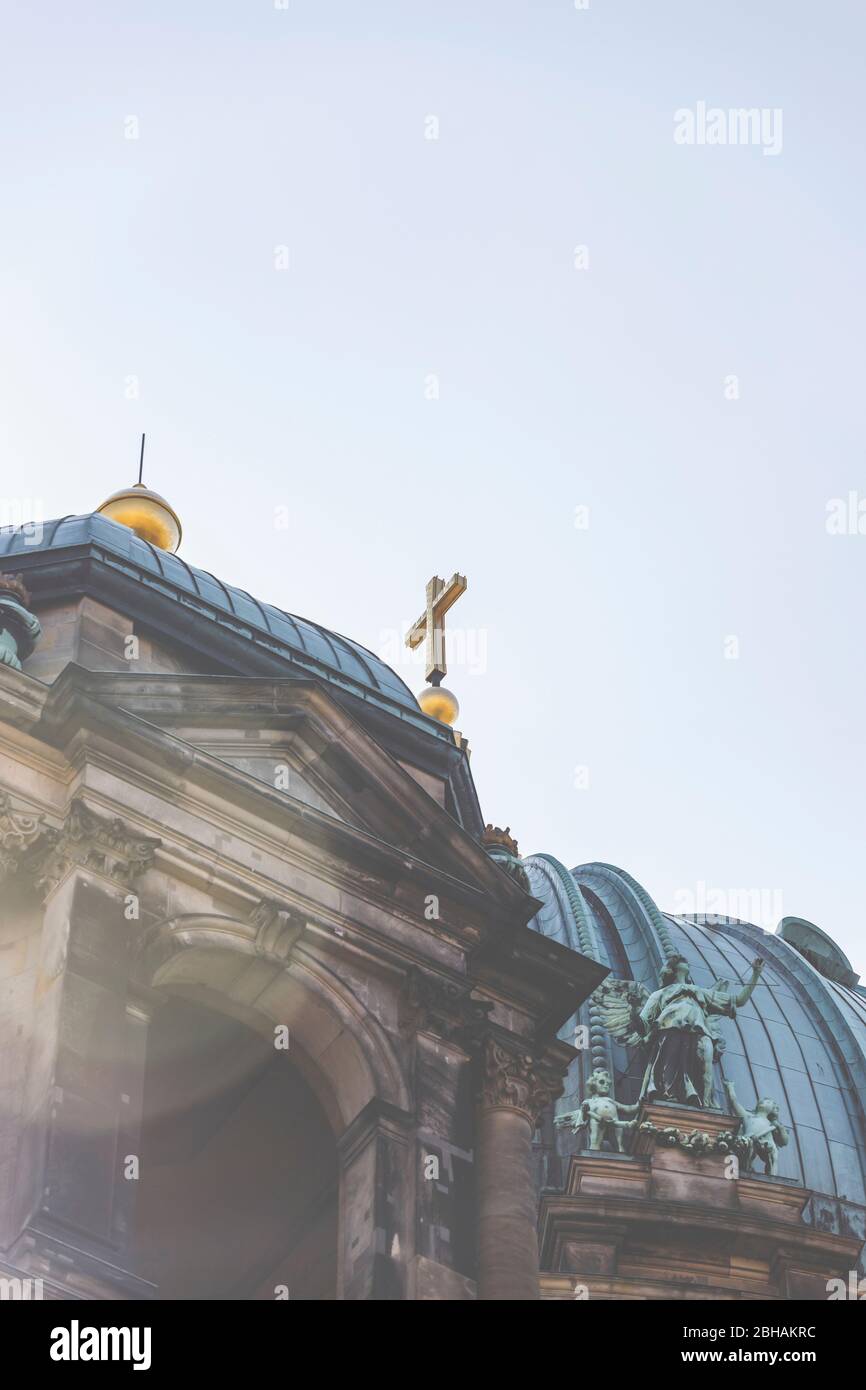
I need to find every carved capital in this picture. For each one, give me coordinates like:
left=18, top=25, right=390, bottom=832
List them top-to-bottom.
left=0, top=791, right=52, bottom=882
left=26, top=798, right=161, bottom=897
left=250, top=898, right=304, bottom=964
left=399, top=967, right=493, bottom=1042
left=478, top=1033, right=568, bottom=1125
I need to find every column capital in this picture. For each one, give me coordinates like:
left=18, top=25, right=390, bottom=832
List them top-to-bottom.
left=0, top=790, right=52, bottom=883
left=21, top=798, right=160, bottom=899
left=477, top=1031, right=571, bottom=1126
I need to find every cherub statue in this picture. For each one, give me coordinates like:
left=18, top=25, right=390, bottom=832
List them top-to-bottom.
left=593, top=955, right=765, bottom=1109
left=555, top=1067, right=638, bottom=1152
left=723, top=1080, right=789, bottom=1176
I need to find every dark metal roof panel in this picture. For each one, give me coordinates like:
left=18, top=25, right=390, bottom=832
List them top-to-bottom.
left=0, top=512, right=421, bottom=714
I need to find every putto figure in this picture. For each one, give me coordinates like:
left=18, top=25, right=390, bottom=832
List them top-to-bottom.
left=594, top=954, right=765, bottom=1109
left=554, top=1067, right=638, bottom=1152
left=723, top=1080, right=789, bottom=1175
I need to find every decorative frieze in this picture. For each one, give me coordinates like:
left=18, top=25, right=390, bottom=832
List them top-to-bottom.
left=638, top=1120, right=736, bottom=1157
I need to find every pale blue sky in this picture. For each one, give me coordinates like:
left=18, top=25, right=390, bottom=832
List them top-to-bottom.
left=1, top=3, right=864, bottom=965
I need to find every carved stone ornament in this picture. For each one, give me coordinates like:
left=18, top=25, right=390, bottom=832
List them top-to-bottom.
left=0, top=791, right=51, bottom=883
left=27, top=799, right=161, bottom=897
left=250, top=899, right=304, bottom=964
left=399, top=967, right=494, bottom=1041
left=479, top=1035, right=567, bottom=1125
left=638, top=1120, right=738, bottom=1157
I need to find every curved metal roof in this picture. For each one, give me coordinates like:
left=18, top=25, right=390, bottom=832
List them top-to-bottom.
left=0, top=513, right=420, bottom=714
left=524, top=853, right=866, bottom=1219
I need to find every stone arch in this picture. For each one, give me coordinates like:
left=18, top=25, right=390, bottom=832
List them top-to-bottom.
left=134, top=911, right=409, bottom=1129
left=131, top=912, right=413, bottom=1298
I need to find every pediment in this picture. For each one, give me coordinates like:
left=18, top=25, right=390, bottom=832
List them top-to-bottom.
left=32, top=668, right=534, bottom=915
left=179, top=734, right=350, bottom=824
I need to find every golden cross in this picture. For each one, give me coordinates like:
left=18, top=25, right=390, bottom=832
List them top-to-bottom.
left=406, top=573, right=467, bottom=684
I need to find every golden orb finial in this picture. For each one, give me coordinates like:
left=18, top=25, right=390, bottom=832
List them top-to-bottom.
left=96, top=434, right=182, bottom=553
left=418, top=684, right=460, bottom=725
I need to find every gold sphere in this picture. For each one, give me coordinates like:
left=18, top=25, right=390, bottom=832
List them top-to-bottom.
left=96, top=483, right=183, bottom=552
left=418, top=685, right=459, bottom=725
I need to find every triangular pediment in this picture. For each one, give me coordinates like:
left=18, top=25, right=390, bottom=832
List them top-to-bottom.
left=32, top=668, right=533, bottom=914
left=179, top=735, right=350, bottom=824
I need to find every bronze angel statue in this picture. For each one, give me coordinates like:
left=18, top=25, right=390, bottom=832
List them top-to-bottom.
left=594, top=953, right=764, bottom=1109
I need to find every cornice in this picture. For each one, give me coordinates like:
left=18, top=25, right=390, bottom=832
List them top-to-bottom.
left=32, top=666, right=537, bottom=923
left=398, top=966, right=494, bottom=1042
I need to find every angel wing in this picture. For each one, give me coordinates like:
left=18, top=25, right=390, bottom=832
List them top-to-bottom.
left=592, top=977, right=650, bottom=1046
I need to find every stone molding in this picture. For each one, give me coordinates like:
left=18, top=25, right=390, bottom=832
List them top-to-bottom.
left=539, top=1147, right=862, bottom=1300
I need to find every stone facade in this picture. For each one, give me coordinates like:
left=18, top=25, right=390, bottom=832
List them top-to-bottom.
left=3, top=515, right=864, bottom=1302
left=0, top=576, right=603, bottom=1299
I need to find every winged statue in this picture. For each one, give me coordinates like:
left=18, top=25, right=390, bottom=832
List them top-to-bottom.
left=593, top=953, right=765, bottom=1109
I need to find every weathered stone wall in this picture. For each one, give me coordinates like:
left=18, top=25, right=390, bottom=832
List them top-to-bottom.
left=0, top=656, right=596, bottom=1298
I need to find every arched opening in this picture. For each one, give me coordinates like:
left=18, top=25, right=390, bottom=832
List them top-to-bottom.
left=129, top=918, right=413, bottom=1300
left=130, top=992, right=338, bottom=1299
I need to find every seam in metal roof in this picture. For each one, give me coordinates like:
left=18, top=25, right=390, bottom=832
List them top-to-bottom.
left=0, top=512, right=423, bottom=717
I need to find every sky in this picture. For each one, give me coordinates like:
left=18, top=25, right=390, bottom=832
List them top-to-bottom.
left=1, top=2, right=864, bottom=966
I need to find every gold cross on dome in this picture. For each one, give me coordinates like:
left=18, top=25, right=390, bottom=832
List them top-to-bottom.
left=406, top=573, right=467, bottom=684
